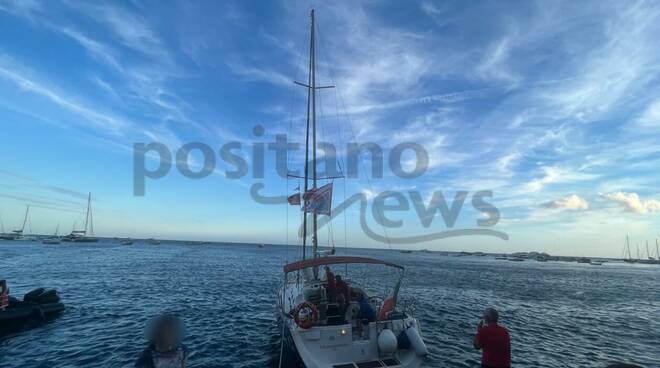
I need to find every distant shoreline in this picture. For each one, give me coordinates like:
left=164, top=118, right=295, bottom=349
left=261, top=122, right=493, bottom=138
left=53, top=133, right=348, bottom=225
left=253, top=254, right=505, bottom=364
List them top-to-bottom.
left=2, top=236, right=654, bottom=262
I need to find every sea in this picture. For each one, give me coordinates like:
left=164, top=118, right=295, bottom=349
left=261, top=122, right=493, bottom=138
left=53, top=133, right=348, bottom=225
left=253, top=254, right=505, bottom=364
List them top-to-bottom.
left=1, top=240, right=658, bottom=368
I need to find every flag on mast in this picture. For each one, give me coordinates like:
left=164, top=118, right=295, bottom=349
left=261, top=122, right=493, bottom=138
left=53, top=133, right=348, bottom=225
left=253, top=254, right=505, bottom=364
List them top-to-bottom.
left=302, top=183, right=333, bottom=215
left=287, top=192, right=301, bottom=206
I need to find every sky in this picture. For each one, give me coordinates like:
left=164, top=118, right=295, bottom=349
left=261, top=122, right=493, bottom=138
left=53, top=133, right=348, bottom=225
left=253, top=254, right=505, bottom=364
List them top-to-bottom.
left=1, top=0, right=659, bottom=257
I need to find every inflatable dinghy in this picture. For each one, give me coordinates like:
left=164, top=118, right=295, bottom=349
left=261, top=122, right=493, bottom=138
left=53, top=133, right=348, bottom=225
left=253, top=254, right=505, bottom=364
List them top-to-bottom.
left=0, top=288, right=65, bottom=336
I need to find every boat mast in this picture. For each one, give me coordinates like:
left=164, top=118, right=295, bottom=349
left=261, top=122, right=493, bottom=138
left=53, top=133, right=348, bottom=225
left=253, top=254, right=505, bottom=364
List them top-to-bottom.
left=311, top=8, right=319, bottom=259
left=298, top=9, right=332, bottom=261
left=301, top=10, right=315, bottom=261
left=83, top=192, right=91, bottom=236
left=89, top=193, right=94, bottom=236
left=20, top=205, right=30, bottom=232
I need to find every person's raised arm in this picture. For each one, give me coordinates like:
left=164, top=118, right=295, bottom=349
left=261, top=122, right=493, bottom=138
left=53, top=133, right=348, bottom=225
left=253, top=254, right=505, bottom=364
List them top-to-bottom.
left=473, top=320, right=484, bottom=350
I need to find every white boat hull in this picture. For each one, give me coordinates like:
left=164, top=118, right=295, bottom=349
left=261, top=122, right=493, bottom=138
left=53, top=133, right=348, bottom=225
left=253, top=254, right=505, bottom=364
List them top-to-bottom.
left=278, top=283, right=426, bottom=368
left=280, top=313, right=424, bottom=368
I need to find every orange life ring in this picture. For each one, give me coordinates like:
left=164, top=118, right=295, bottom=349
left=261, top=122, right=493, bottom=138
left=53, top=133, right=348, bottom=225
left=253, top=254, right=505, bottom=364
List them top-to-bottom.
left=292, top=301, right=318, bottom=329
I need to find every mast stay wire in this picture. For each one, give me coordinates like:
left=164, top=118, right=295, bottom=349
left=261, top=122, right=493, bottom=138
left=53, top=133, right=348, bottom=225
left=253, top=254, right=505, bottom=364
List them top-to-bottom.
left=315, top=17, right=394, bottom=254
left=285, top=25, right=309, bottom=265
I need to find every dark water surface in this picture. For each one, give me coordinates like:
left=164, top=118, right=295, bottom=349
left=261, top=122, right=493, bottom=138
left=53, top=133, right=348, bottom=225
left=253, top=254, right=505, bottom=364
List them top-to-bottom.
left=1, top=240, right=658, bottom=367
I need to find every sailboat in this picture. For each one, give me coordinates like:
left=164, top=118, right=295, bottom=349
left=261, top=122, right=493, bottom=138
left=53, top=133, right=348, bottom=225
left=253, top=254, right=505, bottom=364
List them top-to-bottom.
left=277, top=10, right=427, bottom=368
left=62, top=193, right=98, bottom=243
left=2, top=206, right=35, bottom=241
left=0, top=213, right=9, bottom=240
left=42, top=223, right=61, bottom=244
left=622, top=235, right=637, bottom=264
left=638, top=240, right=660, bottom=265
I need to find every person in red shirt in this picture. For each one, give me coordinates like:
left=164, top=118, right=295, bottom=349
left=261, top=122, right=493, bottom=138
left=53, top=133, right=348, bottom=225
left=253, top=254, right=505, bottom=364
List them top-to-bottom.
left=473, top=308, right=511, bottom=368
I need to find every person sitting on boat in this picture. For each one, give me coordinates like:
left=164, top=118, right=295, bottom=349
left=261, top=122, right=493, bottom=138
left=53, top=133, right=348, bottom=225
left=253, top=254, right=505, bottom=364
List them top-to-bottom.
left=324, top=266, right=337, bottom=303
left=335, top=275, right=350, bottom=312
left=0, top=280, right=8, bottom=311
left=354, top=293, right=376, bottom=337
left=356, top=293, right=376, bottom=323
left=473, top=308, right=510, bottom=368
left=135, top=314, right=188, bottom=368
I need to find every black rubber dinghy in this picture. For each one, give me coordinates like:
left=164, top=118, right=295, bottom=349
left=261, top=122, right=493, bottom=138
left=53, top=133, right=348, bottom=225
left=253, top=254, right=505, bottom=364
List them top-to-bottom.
left=0, top=288, right=65, bottom=337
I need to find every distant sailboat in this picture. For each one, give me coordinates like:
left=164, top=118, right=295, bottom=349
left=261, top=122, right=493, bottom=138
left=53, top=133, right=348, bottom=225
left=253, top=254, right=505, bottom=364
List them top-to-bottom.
left=62, top=193, right=98, bottom=243
left=7, top=206, right=36, bottom=241
left=0, top=213, right=8, bottom=240
left=42, top=223, right=61, bottom=244
left=623, top=235, right=637, bottom=263
left=146, top=238, right=161, bottom=245
left=638, top=240, right=660, bottom=265
left=646, top=241, right=655, bottom=260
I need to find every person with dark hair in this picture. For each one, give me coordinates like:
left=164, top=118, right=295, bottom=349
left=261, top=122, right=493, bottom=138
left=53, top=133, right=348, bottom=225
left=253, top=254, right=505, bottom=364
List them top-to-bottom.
left=324, top=266, right=337, bottom=303
left=335, top=275, right=350, bottom=311
left=0, top=280, right=8, bottom=311
left=357, top=294, right=375, bottom=322
left=473, top=308, right=510, bottom=368
left=135, top=314, right=188, bottom=368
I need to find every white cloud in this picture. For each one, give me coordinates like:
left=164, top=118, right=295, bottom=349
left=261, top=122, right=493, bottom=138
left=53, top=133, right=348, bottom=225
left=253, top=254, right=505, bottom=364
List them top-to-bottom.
left=539, top=2, right=660, bottom=122
left=59, top=27, right=123, bottom=72
left=476, top=37, right=519, bottom=87
left=0, top=57, right=128, bottom=133
left=227, top=62, right=291, bottom=87
left=637, top=99, right=660, bottom=127
left=524, top=166, right=597, bottom=193
left=524, top=166, right=562, bottom=193
left=602, top=192, right=660, bottom=214
left=543, top=194, right=589, bottom=210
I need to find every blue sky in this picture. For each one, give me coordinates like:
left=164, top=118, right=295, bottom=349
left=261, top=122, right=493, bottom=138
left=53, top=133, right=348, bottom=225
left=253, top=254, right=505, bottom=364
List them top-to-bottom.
left=1, top=0, right=659, bottom=257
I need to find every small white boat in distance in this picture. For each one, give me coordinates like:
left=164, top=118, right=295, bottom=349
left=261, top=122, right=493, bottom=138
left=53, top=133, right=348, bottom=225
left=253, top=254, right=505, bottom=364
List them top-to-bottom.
left=43, top=223, right=61, bottom=244
left=278, top=256, right=427, bottom=368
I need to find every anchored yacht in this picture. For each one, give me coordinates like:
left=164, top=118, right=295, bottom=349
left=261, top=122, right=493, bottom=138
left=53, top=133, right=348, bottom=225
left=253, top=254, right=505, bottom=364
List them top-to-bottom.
left=277, top=10, right=427, bottom=368
left=62, top=192, right=98, bottom=243
left=0, top=205, right=34, bottom=241
left=42, top=222, right=61, bottom=244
